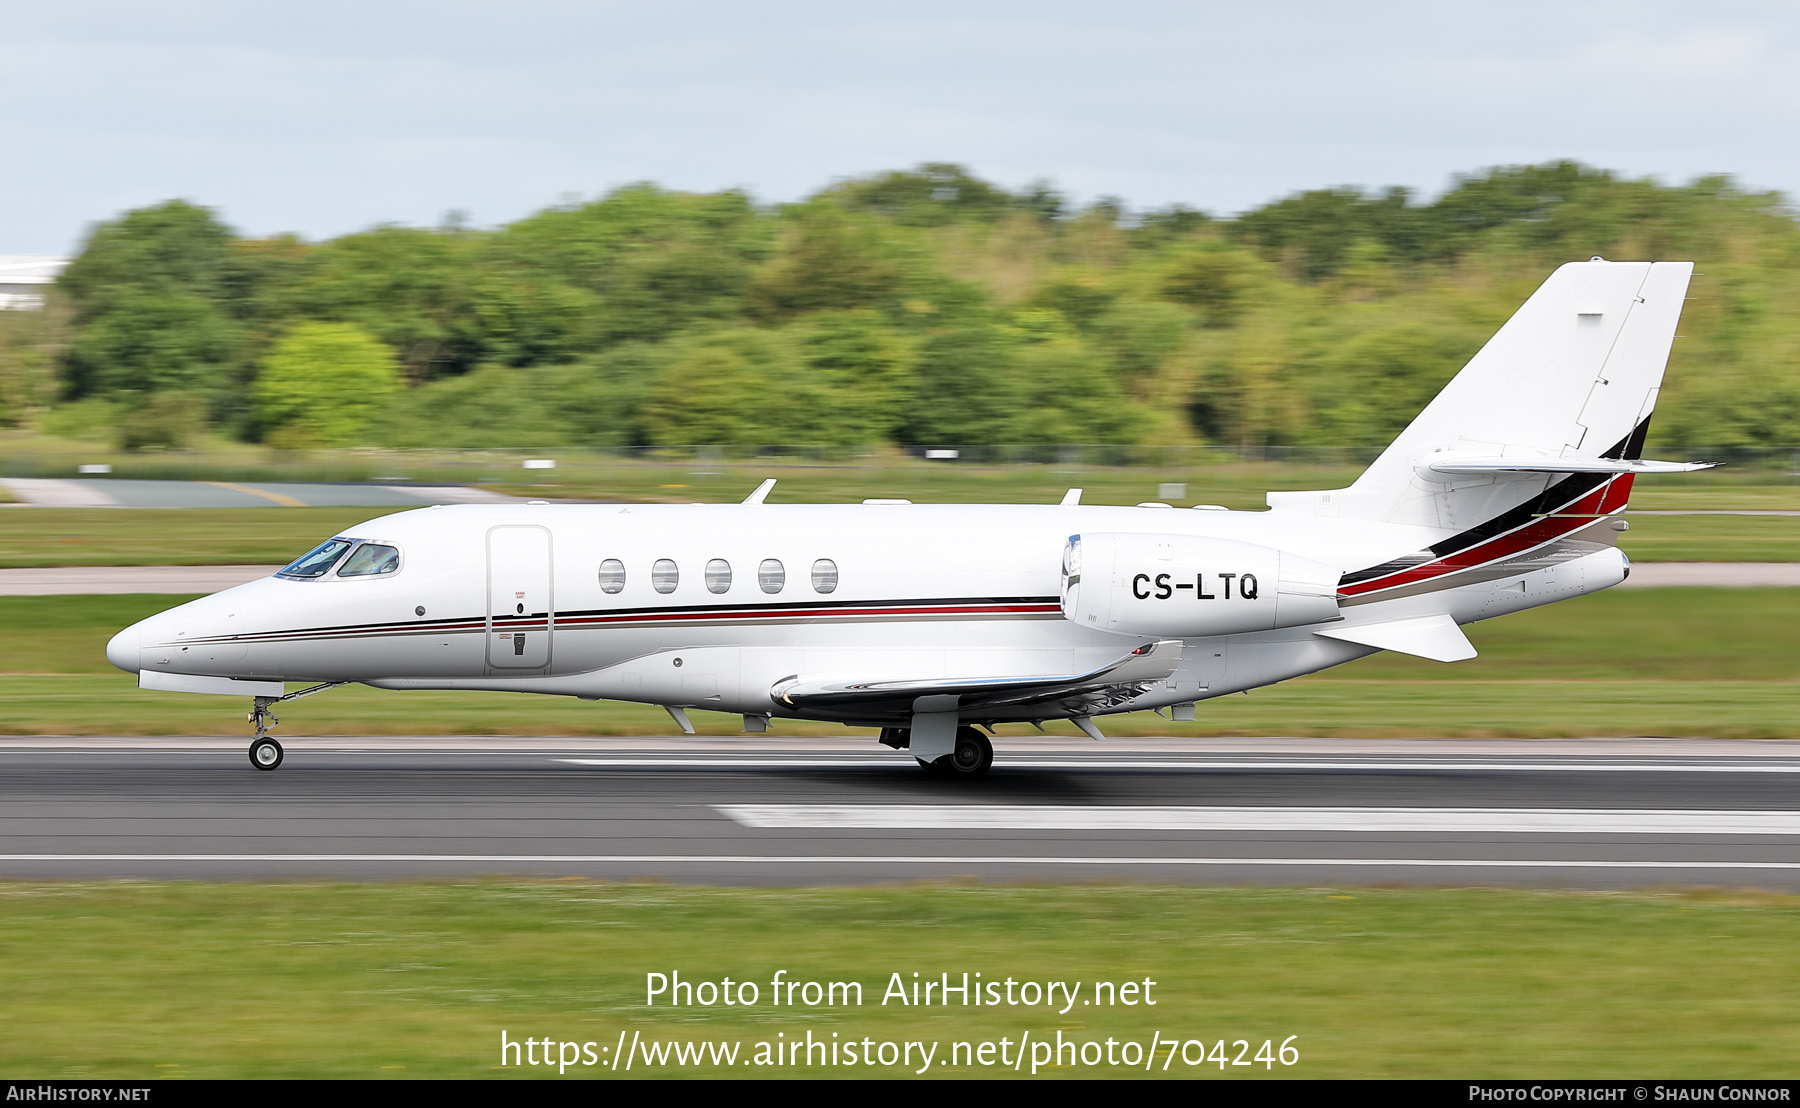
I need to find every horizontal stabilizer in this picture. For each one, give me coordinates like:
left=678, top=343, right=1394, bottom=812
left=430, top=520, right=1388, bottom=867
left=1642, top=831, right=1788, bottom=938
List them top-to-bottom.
left=1418, top=455, right=1716, bottom=478
left=1314, top=614, right=1477, bottom=663
left=771, top=640, right=1183, bottom=720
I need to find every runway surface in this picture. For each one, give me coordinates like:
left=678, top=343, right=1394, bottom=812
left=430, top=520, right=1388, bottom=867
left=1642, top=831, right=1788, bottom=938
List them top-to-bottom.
left=5, top=736, right=1799, bottom=888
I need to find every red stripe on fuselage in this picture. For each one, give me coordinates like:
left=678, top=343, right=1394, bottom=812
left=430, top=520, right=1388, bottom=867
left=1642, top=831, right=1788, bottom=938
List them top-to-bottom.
left=1338, top=477, right=1627, bottom=598
left=174, top=600, right=1063, bottom=647
left=557, top=602, right=1062, bottom=627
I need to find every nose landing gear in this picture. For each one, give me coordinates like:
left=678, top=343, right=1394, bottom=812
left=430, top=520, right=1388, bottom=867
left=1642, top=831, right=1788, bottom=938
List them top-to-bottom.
left=243, top=682, right=347, bottom=771
left=248, top=697, right=283, bottom=771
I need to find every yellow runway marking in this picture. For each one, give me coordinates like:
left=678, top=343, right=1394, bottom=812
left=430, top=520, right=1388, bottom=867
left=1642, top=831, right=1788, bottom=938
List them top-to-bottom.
left=204, top=481, right=308, bottom=507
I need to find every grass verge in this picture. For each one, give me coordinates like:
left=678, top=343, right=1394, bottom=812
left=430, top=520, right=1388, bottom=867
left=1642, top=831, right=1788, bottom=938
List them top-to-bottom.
left=0, top=508, right=387, bottom=568
left=1618, top=513, right=1800, bottom=562
left=3, top=676, right=1793, bottom=740
left=0, top=883, right=1796, bottom=1079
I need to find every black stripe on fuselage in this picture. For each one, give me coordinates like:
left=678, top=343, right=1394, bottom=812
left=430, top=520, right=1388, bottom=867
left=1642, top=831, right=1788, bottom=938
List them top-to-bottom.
left=1338, top=421, right=1640, bottom=588
left=171, top=596, right=1063, bottom=645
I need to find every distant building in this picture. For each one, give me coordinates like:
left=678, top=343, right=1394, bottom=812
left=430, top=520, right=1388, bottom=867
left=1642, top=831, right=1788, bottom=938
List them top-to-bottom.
left=0, top=255, right=69, bottom=310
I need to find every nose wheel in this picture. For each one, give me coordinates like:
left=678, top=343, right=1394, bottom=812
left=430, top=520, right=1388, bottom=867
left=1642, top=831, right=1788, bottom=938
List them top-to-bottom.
left=239, top=683, right=344, bottom=771
left=249, top=736, right=284, bottom=770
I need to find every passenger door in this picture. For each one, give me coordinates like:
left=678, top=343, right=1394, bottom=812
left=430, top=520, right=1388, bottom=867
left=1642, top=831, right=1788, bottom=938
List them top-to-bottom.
left=487, top=525, right=552, bottom=669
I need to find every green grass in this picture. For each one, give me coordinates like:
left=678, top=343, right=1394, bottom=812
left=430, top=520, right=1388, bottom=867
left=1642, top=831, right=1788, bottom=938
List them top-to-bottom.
left=489, top=457, right=1371, bottom=511
left=1, top=478, right=1797, bottom=567
left=1618, top=514, right=1800, bottom=562
left=5, top=590, right=1794, bottom=738
left=5, top=674, right=1791, bottom=739
left=0, top=883, right=1797, bottom=1078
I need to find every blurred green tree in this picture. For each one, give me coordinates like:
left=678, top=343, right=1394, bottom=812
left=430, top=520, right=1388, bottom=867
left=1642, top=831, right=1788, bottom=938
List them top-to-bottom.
left=32, top=162, right=1800, bottom=458
left=826, top=163, right=1023, bottom=227
left=495, top=185, right=768, bottom=346
left=58, top=201, right=250, bottom=404
left=748, top=203, right=909, bottom=318
left=285, top=226, right=478, bottom=383
left=0, top=293, right=71, bottom=427
left=791, top=310, right=917, bottom=443
left=253, top=323, right=401, bottom=448
left=638, top=329, right=797, bottom=446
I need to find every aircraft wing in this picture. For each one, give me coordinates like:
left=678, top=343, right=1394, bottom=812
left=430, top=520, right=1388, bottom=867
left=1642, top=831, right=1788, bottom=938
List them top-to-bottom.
left=770, top=640, right=1184, bottom=720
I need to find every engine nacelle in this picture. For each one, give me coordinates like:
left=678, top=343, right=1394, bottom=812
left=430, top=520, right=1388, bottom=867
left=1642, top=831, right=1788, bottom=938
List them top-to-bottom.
left=1061, top=532, right=1342, bottom=637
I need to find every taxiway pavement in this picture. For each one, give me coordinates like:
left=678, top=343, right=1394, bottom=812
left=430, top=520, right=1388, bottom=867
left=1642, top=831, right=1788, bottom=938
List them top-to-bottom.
left=0, top=477, right=517, bottom=509
left=4, top=736, right=1798, bottom=888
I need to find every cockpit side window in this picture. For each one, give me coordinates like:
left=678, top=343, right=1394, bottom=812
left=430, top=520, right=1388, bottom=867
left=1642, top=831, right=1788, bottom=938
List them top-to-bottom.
left=276, top=538, right=353, bottom=579
left=337, top=543, right=402, bottom=577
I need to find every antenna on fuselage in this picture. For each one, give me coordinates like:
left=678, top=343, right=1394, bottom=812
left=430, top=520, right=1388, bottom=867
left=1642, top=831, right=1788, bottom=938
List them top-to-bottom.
left=743, top=478, right=776, bottom=505
left=1060, top=488, right=1082, bottom=506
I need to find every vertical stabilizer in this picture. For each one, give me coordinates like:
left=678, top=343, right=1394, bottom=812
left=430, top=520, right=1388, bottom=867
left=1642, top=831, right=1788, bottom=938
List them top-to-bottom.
left=1268, top=260, right=1693, bottom=529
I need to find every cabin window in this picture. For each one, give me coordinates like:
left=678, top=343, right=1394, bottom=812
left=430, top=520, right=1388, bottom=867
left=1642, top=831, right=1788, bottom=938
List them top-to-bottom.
left=276, top=538, right=353, bottom=579
left=337, top=543, right=401, bottom=577
left=705, top=558, right=732, bottom=594
left=758, top=558, right=785, bottom=593
left=811, top=558, right=838, bottom=594
left=598, top=559, right=626, bottom=594
left=652, top=559, right=679, bottom=594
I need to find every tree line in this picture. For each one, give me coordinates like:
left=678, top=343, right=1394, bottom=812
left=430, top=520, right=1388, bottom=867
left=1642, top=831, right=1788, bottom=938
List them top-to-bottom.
left=3, top=160, right=1796, bottom=456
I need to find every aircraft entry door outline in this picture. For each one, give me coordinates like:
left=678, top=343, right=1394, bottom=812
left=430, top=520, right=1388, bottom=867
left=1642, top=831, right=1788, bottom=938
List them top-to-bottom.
left=487, top=525, right=553, bottom=670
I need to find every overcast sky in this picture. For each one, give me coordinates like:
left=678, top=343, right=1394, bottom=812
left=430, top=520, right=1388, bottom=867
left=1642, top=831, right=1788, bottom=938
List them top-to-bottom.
left=4, top=0, right=1797, bottom=253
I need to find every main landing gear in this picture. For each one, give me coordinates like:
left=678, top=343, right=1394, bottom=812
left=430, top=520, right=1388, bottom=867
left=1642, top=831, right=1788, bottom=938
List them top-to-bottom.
left=245, top=683, right=346, bottom=771
left=880, top=725, right=994, bottom=778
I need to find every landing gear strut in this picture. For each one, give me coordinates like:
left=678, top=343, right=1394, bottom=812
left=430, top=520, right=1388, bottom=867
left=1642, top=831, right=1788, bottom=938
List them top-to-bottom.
left=244, top=683, right=346, bottom=771
left=248, top=697, right=283, bottom=771
left=917, top=726, right=994, bottom=778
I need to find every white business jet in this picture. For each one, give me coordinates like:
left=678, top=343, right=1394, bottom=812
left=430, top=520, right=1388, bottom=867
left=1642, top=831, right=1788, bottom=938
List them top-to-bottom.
left=108, top=259, right=1710, bottom=775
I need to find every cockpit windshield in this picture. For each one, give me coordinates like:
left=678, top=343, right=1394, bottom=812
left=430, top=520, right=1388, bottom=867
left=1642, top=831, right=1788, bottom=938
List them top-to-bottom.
left=277, top=538, right=353, bottom=579
left=337, top=543, right=400, bottom=577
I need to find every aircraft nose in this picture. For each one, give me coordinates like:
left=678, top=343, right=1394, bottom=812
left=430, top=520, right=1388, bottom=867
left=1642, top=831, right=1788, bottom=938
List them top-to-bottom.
left=106, top=623, right=141, bottom=674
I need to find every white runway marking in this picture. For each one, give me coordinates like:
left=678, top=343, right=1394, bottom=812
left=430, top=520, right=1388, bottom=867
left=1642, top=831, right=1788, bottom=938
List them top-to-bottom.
left=557, top=758, right=1800, bottom=773
left=716, top=805, right=1800, bottom=834
left=1, top=854, right=1798, bottom=870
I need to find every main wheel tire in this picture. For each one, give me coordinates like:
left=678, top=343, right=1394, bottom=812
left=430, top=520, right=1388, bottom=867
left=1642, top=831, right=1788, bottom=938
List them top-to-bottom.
left=948, top=726, right=994, bottom=776
left=916, top=727, right=993, bottom=777
left=249, top=736, right=283, bottom=771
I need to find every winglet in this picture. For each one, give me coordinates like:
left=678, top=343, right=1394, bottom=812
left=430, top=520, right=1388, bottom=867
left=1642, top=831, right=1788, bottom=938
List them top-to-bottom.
left=742, top=479, right=777, bottom=505
left=1060, top=488, right=1082, bottom=506
left=1315, top=614, right=1477, bottom=663
left=662, top=705, right=696, bottom=734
